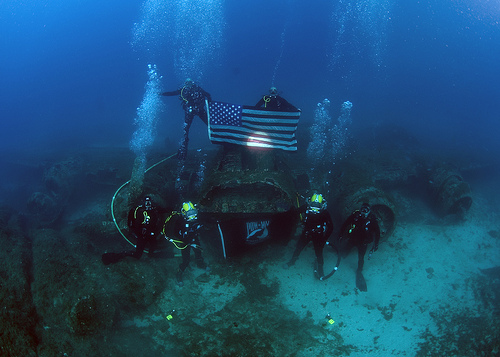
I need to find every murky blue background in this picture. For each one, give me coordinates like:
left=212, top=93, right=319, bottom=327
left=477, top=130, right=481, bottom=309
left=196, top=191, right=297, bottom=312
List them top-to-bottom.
left=1, top=0, right=499, bottom=159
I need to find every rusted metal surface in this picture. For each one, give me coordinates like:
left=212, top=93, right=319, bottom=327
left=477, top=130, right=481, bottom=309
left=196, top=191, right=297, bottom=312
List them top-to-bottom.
left=198, top=147, right=297, bottom=215
left=326, top=159, right=397, bottom=241
left=426, top=166, right=472, bottom=216
left=339, top=186, right=397, bottom=241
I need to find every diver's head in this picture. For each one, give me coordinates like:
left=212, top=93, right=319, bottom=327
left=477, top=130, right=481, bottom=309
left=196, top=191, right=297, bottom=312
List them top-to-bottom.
left=184, top=78, right=194, bottom=87
left=269, top=87, right=278, bottom=96
left=308, top=193, right=326, bottom=214
left=144, top=196, right=153, bottom=211
left=181, top=201, right=198, bottom=221
left=360, top=203, right=371, bottom=218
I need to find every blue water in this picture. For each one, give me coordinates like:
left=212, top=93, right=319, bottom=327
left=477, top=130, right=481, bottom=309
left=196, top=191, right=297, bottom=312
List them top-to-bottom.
left=2, top=0, right=499, bottom=156
left=1, top=2, right=500, bottom=354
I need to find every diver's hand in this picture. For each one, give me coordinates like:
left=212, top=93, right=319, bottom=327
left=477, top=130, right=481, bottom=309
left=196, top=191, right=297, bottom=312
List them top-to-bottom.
left=188, top=223, right=202, bottom=233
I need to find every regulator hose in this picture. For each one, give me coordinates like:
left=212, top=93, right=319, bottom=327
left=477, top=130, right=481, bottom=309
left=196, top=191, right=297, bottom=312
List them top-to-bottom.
left=110, top=153, right=177, bottom=247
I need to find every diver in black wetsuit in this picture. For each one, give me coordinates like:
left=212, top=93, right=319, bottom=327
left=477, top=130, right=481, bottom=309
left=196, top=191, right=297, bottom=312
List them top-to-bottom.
left=161, top=79, right=212, bottom=161
left=255, top=86, right=298, bottom=112
left=284, top=193, right=333, bottom=280
left=102, top=196, right=162, bottom=265
left=172, top=201, right=209, bottom=286
left=337, top=203, right=380, bottom=292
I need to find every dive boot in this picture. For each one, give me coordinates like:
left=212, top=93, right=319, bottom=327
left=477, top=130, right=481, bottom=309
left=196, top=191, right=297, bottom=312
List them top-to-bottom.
left=314, top=262, right=325, bottom=280
left=176, top=269, right=184, bottom=287
left=356, top=269, right=367, bottom=292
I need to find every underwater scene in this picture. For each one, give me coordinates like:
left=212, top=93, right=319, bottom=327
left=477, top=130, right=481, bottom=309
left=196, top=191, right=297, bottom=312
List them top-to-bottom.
left=1, top=0, right=499, bottom=356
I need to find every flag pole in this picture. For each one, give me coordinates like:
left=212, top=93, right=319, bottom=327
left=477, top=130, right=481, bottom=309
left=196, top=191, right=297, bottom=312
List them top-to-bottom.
left=206, top=99, right=212, bottom=140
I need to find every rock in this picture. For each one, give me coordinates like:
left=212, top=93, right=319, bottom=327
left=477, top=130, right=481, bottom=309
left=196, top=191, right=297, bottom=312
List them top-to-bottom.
left=68, top=295, right=115, bottom=336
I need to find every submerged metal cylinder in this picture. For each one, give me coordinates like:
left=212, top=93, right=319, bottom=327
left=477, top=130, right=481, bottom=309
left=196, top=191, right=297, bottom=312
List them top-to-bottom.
left=328, top=161, right=397, bottom=242
left=427, top=167, right=472, bottom=216
left=338, top=186, right=397, bottom=242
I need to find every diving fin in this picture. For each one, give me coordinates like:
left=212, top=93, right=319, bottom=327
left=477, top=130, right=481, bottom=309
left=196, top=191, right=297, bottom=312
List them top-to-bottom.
left=101, top=252, right=127, bottom=265
left=356, top=270, right=367, bottom=292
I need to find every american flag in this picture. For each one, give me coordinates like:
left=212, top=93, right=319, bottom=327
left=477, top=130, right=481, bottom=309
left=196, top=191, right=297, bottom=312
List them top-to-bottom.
left=207, top=101, right=301, bottom=151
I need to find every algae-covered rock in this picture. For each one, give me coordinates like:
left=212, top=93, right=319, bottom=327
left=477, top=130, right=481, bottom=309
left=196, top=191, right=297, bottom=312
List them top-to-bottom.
left=0, top=215, right=38, bottom=356
left=31, top=228, right=117, bottom=355
left=107, top=259, right=167, bottom=310
left=68, top=294, right=115, bottom=335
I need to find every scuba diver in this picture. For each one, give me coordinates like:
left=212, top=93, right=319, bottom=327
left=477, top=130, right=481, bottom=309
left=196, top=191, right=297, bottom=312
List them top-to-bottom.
left=161, top=78, right=212, bottom=161
left=255, top=86, right=299, bottom=112
left=284, top=193, right=333, bottom=280
left=102, top=196, right=162, bottom=265
left=169, top=201, right=209, bottom=286
left=337, top=203, right=380, bottom=292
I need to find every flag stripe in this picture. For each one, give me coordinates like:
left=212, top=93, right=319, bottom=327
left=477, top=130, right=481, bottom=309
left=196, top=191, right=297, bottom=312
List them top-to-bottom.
left=208, top=101, right=300, bottom=151
left=242, top=107, right=301, bottom=118
left=242, top=117, right=298, bottom=126
left=241, top=123, right=297, bottom=134
left=210, top=125, right=296, bottom=139
left=210, top=131, right=297, bottom=145
left=210, top=135, right=298, bottom=149
left=210, top=135, right=297, bottom=147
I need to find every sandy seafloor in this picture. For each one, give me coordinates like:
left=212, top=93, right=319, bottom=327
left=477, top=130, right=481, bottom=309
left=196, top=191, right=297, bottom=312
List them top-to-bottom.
left=1, top=146, right=500, bottom=356
left=270, top=210, right=500, bottom=355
